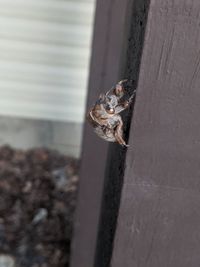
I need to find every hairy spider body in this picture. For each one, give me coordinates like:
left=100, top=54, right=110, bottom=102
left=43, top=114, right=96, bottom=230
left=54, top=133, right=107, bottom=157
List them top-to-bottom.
left=87, top=80, right=135, bottom=147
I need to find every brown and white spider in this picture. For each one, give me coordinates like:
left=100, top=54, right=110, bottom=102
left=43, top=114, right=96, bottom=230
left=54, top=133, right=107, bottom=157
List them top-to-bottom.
left=87, top=80, right=135, bottom=146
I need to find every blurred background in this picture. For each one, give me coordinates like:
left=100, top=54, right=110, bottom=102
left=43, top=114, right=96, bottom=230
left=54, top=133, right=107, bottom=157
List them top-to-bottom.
left=0, top=0, right=96, bottom=158
left=0, top=0, right=96, bottom=266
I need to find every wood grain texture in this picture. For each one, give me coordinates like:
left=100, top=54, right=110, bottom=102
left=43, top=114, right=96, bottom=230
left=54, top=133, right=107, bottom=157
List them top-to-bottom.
left=70, top=0, right=133, bottom=266
left=111, top=0, right=200, bottom=266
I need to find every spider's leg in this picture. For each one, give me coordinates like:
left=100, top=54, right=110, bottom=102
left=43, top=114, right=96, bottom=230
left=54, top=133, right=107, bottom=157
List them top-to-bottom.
left=114, top=90, right=136, bottom=114
left=88, top=110, right=104, bottom=127
left=114, top=116, right=128, bottom=147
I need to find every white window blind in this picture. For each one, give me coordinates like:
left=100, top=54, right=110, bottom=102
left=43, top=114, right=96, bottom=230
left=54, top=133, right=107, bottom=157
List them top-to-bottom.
left=0, top=0, right=95, bottom=123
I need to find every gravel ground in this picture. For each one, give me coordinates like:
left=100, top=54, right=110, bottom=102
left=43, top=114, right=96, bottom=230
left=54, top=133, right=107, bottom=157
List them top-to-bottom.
left=0, top=146, right=79, bottom=267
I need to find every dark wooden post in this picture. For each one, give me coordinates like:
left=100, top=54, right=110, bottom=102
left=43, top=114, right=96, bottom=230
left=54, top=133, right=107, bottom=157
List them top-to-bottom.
left=70, top=1, right=134, bottom=267
left=111, top=1, right=200, bottom=267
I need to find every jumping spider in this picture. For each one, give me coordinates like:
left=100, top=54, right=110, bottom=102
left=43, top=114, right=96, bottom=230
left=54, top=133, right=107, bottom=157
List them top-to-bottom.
left=87, top=80, right=135, bottom=147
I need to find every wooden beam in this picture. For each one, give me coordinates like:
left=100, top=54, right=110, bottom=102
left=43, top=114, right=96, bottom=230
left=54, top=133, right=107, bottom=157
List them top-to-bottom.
left=70, top=0, right=134, bottom=266
left=94, top=1, right=150, bottom=266
left=111, top=1, right=200, bottom=267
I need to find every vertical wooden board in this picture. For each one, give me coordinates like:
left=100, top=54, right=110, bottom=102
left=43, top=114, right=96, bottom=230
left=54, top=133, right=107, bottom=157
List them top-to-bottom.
left=70, top=0, right=133, bottom=267
left=112, top=0, right=200, bottom=267
left=94, top=1, right=150, bottom=267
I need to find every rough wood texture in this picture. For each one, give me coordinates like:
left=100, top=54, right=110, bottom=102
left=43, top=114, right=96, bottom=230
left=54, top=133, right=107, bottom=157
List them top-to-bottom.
left=70, top=0, right=133, bottom=266
left=112, top=0, right=200, bottom=266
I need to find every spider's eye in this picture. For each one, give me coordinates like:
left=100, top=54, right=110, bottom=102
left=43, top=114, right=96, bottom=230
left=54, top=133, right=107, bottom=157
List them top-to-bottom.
left=107, top=108, right=115, bottom=114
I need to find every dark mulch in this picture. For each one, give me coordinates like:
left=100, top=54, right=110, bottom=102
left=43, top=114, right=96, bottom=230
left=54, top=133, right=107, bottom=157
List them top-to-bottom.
left=0, top=145, right=79, bottom=267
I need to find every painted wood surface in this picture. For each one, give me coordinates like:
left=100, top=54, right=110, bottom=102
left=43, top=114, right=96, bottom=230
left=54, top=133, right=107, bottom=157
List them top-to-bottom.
left=70, top=0, right=134, bottom=266
left=111, top=0, right=200, bottom=266
left=95, top=1, right=150, bottom=266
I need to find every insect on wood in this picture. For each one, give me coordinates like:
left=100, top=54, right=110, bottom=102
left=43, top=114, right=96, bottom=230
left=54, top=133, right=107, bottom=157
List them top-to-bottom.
left=87, top=80, right=135, bottom=146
